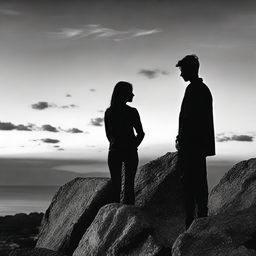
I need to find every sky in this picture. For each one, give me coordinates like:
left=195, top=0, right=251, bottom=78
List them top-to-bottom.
left=0, top=0, right=255, bottom=162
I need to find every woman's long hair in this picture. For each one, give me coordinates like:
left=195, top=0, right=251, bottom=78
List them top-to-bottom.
left=110, top=81, right=133, bottom=107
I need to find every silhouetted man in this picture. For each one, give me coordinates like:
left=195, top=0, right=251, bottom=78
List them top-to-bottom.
left=175, top=55, right=215, bottom=229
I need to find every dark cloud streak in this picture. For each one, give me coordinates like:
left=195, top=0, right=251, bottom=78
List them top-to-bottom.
left=138, top=69, right=169, bottom=79
left=32, top=101, right=78, bottom=110
left=31, top=102, right=53, bottom=110
left=90, top=117, right=104, bottom=127
left=0, top=121, right=84, bottom=134
left=0, top=122, right=31, bottom=131
left=41, top=124, right=58, bottom=132
left=67, top=128, right=83, bottom=133
left=216, top=134, right=254, bottom=142
left=41, top=138, right=60, bottom=144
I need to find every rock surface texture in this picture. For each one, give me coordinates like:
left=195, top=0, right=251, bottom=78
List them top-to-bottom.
left=35, top=152, right=180, bottom=255
left=135, top=152, right=185, bottom=247
left=172, top=158, right=256, bottom=256
left=209, top=158, right=256, bottom=215
left=36, top=177, right=112, bottom=255
left=73, top=203, right=165, bottom=256
left=172, top=206, right=256, bottom=256
left=9, top=248, right=67, bottom=256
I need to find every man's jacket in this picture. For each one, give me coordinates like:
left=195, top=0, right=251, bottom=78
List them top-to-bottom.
left=177, top=78, right=215, bottom=156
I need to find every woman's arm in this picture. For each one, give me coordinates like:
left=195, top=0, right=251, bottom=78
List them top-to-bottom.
left=133, top=109, right=145, bottom=147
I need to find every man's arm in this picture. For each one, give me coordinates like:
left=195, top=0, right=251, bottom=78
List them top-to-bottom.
left=176, top=87, right=192, bottom=150
left=104, top=110, right=112, bottom=142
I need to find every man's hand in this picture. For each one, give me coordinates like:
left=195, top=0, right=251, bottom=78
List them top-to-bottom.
left=175, top=139, right=180, bottom=151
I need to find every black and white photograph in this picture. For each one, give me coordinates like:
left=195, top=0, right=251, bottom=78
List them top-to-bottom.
left=0, top=0, right=256, bottom=255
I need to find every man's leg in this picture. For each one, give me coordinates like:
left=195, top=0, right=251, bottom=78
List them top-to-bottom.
left=108, top=150, right=123, bottom=203
left=123, top=150, right=138, bottom=205
left=178, top=152, right=197, bottom=229
left=195, top=156, right=208, bottom=218
left=183, top=177, right=196, bottom=229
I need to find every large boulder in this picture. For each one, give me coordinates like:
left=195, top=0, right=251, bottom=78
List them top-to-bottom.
left=37, top=152, right=184, bottom=254
left=135, top=152, right=185, bottom=247
left=172, top=158, right=256, bottom=256
left=209, top=158, right=256, bottom=215
left=36, top=177, right=112, bottom=255
left=73, top=203, right=170, bottom=256
left=172, top=206, right=256, bottom=256
left=9, top=248, right=66, bottom=256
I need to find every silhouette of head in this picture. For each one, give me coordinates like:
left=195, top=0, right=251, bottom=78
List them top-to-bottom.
left=176, top=55, right=200, bottom=82
left=110, top=81, right=134, bottom=107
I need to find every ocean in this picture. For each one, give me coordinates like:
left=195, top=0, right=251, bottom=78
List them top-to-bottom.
left=0, top=158, right=237, bottom=216
left=0, top=186, right=59, bottom=216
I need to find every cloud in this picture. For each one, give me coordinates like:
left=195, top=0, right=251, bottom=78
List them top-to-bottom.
left=0, top=8, right=20, bottom=16
left=51, top=24, right=162, bottom=41
left=138, top=69, right=169, bottom=79
left=31, top=101, right=54, bottom=110
left=32, top=101, right=78, bottom=110
left=61, top=104, right=78, bottom=109
left=90, top=117, right=104, bottom=127
left=0, top=121, right=85, bottom=134
left=0, top=122, right=31, bottom=131
left=0, top=122, right=16, bottom=130
left=16, top=124, right=31, bottom=131
left=41, top=124, right=58, bottom=132
left=67, top=128, right=84, bottom=133
left=216, top=133, right=254, bottom=142
left=231, top=135, right=254, bottom=142
left=41, top=138, right=60, bottom=144
left=52, top=145, right=64, bottom=151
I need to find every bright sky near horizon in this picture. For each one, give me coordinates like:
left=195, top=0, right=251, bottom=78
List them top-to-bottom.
left=0, top=0, right=255, bottom=161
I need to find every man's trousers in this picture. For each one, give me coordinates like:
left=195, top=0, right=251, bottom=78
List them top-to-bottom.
left=178, top=152, right=209, bottom=229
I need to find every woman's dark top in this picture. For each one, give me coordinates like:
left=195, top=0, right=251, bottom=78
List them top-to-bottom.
left=104, top=105, right=145, bottom=151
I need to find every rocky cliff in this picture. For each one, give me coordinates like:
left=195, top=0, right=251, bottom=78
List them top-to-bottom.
left=10, top=154, right=256, bottom=256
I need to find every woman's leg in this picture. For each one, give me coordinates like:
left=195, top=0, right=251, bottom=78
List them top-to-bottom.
left=108, top=150, right=122, bottom=203
left=123, top=150, right=139, bottom=205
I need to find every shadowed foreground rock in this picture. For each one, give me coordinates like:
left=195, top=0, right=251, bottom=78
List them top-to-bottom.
left=34, top=152, right=182, bottom=254
left=135, top=152, right=185, bottom=247
left=172, top=158, right=256, bottom=256
left=209, top=158, right=256, bottom=215
left=36, top=177, right=112, bottom=255
left=73, top=203, right=169, bottom=256
left=172, top=206, right=256, bottom=256
left=9, top=248, right=67, bottom=256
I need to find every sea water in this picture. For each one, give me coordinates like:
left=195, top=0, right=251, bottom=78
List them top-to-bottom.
left=0, top=160, right=235, bottom=216
left=0, top=186, right=59, bottom=216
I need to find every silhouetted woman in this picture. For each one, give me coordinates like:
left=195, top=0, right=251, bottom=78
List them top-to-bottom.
left=104, top=81, right=145, bottom=204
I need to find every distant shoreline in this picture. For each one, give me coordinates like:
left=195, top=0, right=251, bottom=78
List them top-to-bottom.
left=0, top=212, right=43, bottom=256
